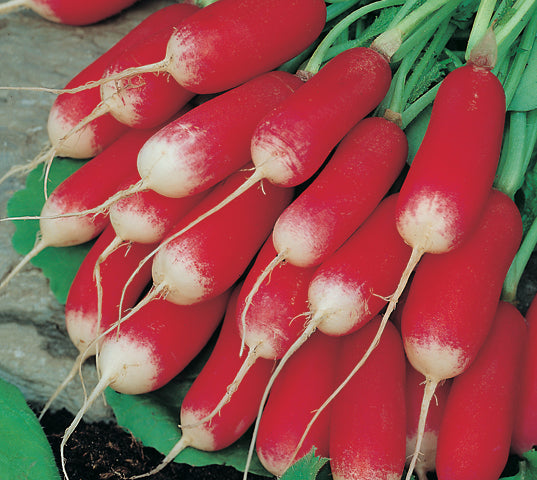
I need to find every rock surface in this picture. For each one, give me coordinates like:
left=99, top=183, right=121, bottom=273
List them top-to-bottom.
left=0, top=0, right=175, bottom=422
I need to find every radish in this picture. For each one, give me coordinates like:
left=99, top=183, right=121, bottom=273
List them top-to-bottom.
left=0, top=0, right=139, bottom=25
left=22, top=0, right=326, bottom=97
left=382, top=36, right=506, bottom=322
left=134, top=70, right=304, bottom=199
left=239, top=116, right=407, bottom=337
left=0, top=127, right=158, bottom=291
left=115, top=165, right=293, bottom=328
left=401, top=189, right=523, bottom=480
left=39, top=224, right=156, bottom=419
left=133, top=286, right=275, bottom=478
left=60, top=289, right=231, bottom=479
left=511, top=291, right=537, bottom=455
left=435, top=301, right=526, bottom=480
left=330, top=317, right=406, bottom=480
left=256, top=331, right=341, bottom=476
left=404, top=363, right=452, bottom=480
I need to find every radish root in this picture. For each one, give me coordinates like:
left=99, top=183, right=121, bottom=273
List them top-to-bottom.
left=0, top=59, right=169, bottom=95
left=239, top=250, right=286, bottom=356
left=179, top=346, right=260, bottom=429
left=405, top=378, right=439, bottom=480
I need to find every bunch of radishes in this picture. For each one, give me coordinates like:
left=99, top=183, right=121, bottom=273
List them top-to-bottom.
left=2, top=0, right=537, bottom=479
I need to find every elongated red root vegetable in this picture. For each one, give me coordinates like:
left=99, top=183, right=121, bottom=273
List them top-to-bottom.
left=0, top=0, right=139, bottom=25
left=17, top=0, right=326, bottom=97
left=2, top=4, right=199, bottom=185
left=48, top=5, right=200, bottom=161
left=338, top=34, right=507, bottom=427
left=134, top=71, right=303, bottom=198
left=240, top=116, right=407, bottom=340
left=0, top=127, right=158, bottom=291
left=401, top=189, right=523, bottom=480
left=39, top=224, right=156, bottom=419
left=179, top=236, right=317, bottom=431
left=134, top=286, right=275, bottom=479
left=60, top=290, right=231, bottom=480
left=511, top=291, right=537, bottom=455
left=435, top=301, right=526, bottom=480
left=330, top=317, right=406, bottom=480
left=256, top=331, right=341, bottom=475
left=404, top=362, right=452, bottom=480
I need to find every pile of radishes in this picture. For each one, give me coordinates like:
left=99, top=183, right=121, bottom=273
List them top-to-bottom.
left=2, top=0, right=537, bottom=479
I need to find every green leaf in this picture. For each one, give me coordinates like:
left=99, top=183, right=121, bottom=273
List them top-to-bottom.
left=6, top=159, right=94, bottom=305
left=105, top=338, right=272, bottom=477
left=0, top=376, right=61, bottom=480
left=279, top=449, right=330, bottom=480
left=502, top=450, right=537, bottom=479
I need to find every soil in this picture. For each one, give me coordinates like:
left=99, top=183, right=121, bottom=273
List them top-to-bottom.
left=38, top=407, right=268, bottom=480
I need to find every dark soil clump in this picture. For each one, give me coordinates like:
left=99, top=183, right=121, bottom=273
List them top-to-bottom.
left=38, top=407, right=268, bottom=480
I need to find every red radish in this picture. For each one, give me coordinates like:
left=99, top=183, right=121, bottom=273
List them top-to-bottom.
left=0, top=0, right=139, bottom=25
left=27, top=0, right=325, bottom=97
left=81, top=0, right=326, bottom=95
left=378, top=44, right=506, bottom=334
left=134, top=71, right=304, bottom=199
left=239, top=116, right=407, bottom=340
left=0, top=127, right=158, bottom=291
left=114, top=166, right=293, bottom=330
left=401, top=189, right=522, bottom=480
left=39, top=224, right=156, bottom=419
left=178, top=236, right=316, bottom=431
left=135, top=286, right=275, bottom=478
left=60, top=289, right=231, bottom=479
left=511, top=291, right=537, bottom=455
left=435, top=301, right=526, bottom=480
left=330, top=317, right=406, bottom=480
left=256, top=331, right=340, bottom=476
left=404, top=363, right=451, bottom=480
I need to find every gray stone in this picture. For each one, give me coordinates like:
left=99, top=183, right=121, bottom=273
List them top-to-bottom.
left=0, top=0, right=175, bottom=422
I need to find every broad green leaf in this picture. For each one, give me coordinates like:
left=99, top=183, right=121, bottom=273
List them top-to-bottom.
left=6, top=158, right=94, bottom=305
left=105, top=338, right=271, bottom=477
left=0, top=376, right=60, bottom=480
left=279, top=448, right=329, bottom=480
